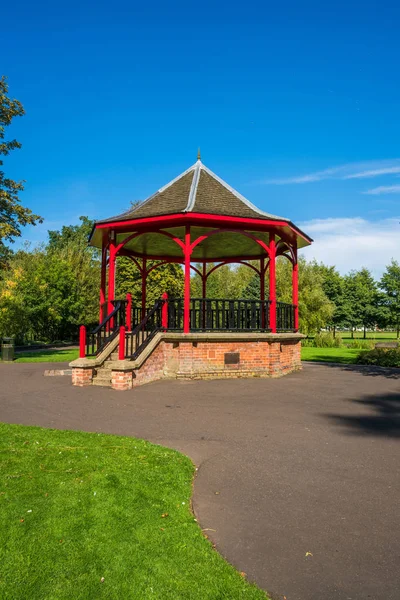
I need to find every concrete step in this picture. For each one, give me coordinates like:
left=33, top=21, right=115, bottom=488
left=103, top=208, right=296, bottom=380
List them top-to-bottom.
left=110, top=352, right=119, bottom=360
left=92, top=378, right=112, bottom=387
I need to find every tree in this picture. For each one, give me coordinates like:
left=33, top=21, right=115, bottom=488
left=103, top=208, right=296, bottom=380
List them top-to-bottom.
left=0, top=76, right=42, bottom=261
left=0, top=218, right=100, bottom=342
left=115, top=258, right=184, bottom=306
left=380, top=259, right=400, bottom=338
left=319, top=265, right=348, bottom=335
left=343, top=268, right=379, bottom=338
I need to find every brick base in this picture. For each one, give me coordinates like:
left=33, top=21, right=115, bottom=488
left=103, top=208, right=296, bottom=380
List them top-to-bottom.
left=131, top=338, right=301, bottom=388
left=72, top=367, right=94, bottom=386
left=111, top=369, right=133, bottom=391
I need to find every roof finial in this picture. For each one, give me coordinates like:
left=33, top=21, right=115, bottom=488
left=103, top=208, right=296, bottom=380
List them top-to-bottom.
left=197, top=147, right=201, bottom=161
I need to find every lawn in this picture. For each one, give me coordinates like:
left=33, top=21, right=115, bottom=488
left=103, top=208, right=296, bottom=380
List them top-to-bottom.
left=301, top=346, right=366, bottom=364
left=12, top=349, right=79, bottom=363
left=0, top=423, right=267, bottom=600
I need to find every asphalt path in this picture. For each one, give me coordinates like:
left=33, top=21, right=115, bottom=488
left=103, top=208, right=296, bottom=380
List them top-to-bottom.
left=1, top=361, right=399, bottom=600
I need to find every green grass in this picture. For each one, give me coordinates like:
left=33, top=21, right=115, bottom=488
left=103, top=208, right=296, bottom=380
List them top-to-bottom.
left=332, top=332, right=398, bottom=341
left=301, top=346, right=367, bottom=364
left=11, top=349, right=80, bottom=363
left=0, top=423, right=267, bottom=600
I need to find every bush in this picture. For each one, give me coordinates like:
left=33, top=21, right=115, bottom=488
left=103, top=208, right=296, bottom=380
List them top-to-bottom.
left=313, top=332, right=343, bottom=348
left=346, top=339, right=375, bottom=350
left=356, top=348, right=400, bottom=368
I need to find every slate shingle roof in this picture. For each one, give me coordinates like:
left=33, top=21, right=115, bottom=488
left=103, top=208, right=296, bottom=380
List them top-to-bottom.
left=96, top=160, right=287, bottom=224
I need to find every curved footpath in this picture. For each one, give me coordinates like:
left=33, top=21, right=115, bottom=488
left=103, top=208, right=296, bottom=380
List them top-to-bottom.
left=1, top=361, right=399, bottom=600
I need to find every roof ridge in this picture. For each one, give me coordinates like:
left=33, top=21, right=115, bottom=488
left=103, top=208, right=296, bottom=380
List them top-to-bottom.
left=184, top=159, right=202, bottom=212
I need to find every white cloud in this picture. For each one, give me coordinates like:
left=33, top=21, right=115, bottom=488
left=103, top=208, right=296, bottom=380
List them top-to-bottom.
left=263, top=159, right=400, bottom=185
left=362, top=185, right=400, bottom=195
left=299, top=217, right=400, bottom=278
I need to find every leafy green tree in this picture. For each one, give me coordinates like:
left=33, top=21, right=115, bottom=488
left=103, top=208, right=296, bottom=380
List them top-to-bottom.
left=0, top=76, right=42, bottom=262
left=0, top=218, right=100, bottom=342
left=116, top=257, right=184, bottom=306
left=275, top=257, right=333, bottom=335
left=380, top=259, right=400, bottom=338
left=319, top=265, right=348, bottom=334
left=343, top=268, right=379, bottom=338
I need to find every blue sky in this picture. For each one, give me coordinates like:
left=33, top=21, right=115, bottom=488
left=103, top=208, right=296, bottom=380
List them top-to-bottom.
left=2, top=0, right=400, bottom=275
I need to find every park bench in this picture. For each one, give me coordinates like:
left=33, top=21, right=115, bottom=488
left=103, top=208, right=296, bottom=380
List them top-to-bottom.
left=374, top=341, right=399, bottom=349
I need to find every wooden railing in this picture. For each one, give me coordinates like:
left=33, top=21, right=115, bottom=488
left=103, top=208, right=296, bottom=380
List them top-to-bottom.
left=167, top=298, right=273, bottom=331
left=85, top=300, right=128, bottom=357
left=124, top=300, right=163, bottom=360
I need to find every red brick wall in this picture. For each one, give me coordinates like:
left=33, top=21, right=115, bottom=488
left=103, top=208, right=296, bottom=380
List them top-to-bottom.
left=131, top=338, right=301, bottom=386
left=72, top=367, right=94, bottom=386
left=111, top=370, right=133, bottom=391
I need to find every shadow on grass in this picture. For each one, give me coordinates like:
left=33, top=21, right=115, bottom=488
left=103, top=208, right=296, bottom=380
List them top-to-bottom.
left=324, top=391, right=400, bottom=439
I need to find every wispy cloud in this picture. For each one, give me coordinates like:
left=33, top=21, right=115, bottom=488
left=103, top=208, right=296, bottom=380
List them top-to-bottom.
left=263, top=159, right=400, bottom=185
left=362, top=185, right=400, bottom=195
left=300, top=217, right=400, bottom=277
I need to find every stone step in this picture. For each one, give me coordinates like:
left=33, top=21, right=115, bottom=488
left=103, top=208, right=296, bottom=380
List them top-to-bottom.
left=110, top=352, right=119, bottom=360
left=93, top=372, right=112, bottom=383
left=92, top=378, right=112, bottom=387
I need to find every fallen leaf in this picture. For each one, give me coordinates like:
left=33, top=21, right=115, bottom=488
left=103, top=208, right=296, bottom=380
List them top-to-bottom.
left=215, top=491, right=220, bottom=495
left=161, top=513, right=169, bottom=518
left=20, top=519, right=24, bottom=523
left=160, top=527, right=165, bottom=531
left=305, top=551, right=313, bottom=557
left=240, top=572, right=246, bottom=577
left=100, top=577, right=105, bottom=583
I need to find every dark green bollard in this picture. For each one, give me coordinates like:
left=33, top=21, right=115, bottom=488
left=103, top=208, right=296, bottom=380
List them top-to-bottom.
left=1, top=338, right=15, bottom=362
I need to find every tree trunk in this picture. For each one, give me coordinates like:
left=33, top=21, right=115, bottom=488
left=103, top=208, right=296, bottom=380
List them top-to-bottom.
left=363, top=325, right=366, bottom=339
left=333, top=326, right=336, bottom=338
left=351, top=327, right=354, bottom=339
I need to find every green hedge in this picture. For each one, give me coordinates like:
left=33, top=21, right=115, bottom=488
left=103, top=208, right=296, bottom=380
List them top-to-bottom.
left=356, top=348, right=400, bottom=368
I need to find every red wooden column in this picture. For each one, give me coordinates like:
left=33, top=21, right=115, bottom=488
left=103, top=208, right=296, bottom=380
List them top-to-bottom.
left=183, top=226, right=191, bottom=334
left=107, top=235, right=117, bottom=316
left=269, top=235, right=277, bottom=333
left=99, top=238, right=107, bottom=323
left=292, top=244, right=299, bottom=331
left=260, top=257, right=265, bottom=328
left=141, top=258, right=147, bottom=320
left=202, top=262, right=207, bottom=329
left=162, top=292, right=168, bottom=331
left=125, top=293, right=132, bottom=331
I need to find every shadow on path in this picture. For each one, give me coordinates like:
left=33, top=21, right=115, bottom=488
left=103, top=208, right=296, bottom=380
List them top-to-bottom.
left=305, top=360, right=400, bottom=379
left=324, top=391, right=400, bottom=438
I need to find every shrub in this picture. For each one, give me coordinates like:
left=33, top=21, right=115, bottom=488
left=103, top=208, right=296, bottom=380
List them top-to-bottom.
left=313, top=332, right=343, bottom=348
left=346, top=339, right=375, bottom=350
left=356, top=348, right=400, bottom=368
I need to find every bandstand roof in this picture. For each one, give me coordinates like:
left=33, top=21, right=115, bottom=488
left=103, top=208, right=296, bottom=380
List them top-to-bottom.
left=89, top=158, right=312, bottom=261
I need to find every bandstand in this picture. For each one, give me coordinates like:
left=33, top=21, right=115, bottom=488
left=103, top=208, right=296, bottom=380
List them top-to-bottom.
left=71, top=155, right=312, bottom=390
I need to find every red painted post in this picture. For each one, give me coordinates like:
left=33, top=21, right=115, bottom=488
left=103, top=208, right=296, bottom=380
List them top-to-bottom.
left=183, top=226, right=191, bottom=334
left=107, top=236, right=117, bottom=317
left=269, top=236, right=277, bottom=333
left=99, top=240, right=107, bottom=323
left=292, top=245, right=299, bottom=331
left=260, top=257, right=265, bottom=329
left=141, top=258, right=147, bottom=320
left=202, top=262, right=207, bottom=329
left=162, top=292, right=168, bottom=330
left=126, top=293, right=132, bottom=331
left=79, top=325, right=86, bottom=358
left=118, top=325, right=126, bottom=360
